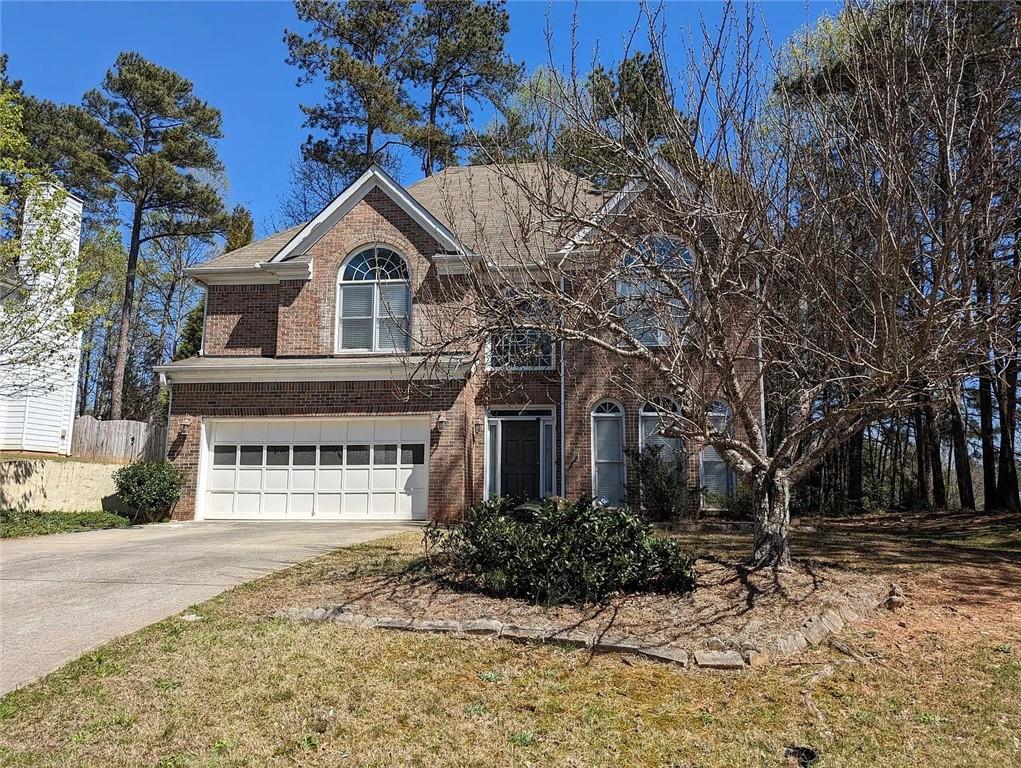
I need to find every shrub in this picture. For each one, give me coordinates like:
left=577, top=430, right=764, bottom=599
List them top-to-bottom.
left=626, top=445, right=691, bottom=522
left=112, top=460, right=182, bottom=523
left=704, top=480, right=758, bottom=520
left=425, top=496, right=694, bottom=605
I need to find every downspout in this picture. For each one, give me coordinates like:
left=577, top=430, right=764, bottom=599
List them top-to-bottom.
left=559, top=277, right=566, bottom=497
left=162, top=372, right=172, bottom=461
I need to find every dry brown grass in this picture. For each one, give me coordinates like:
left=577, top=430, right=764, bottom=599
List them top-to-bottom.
left=1, top=513, right=1019, bottom=767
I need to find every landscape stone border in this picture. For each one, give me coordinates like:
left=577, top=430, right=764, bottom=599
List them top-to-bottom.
left=274, top=584, right=899, bottom=672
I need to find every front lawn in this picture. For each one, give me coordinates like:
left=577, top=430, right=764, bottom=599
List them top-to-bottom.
left=0, top=508, right=130, bottom=539
left=1, top=514, right=1019, bottom=767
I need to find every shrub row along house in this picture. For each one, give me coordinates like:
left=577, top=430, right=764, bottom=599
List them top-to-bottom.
left=156, top=163, right=753, bottom=524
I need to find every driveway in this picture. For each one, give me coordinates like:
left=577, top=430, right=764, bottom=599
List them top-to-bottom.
left=0, top=521, right=408, bottom=694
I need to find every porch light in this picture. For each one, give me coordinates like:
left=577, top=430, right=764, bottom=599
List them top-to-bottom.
left=436, top=412, right=447, bottom=432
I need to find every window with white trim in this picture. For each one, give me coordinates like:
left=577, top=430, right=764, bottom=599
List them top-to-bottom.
left=616, top=236, right=691, bottom=347
left=337, top=246, right=411, bottom=352
left=488, top=291, right=554, bottom=370
left=639, top=396, right=684, bottom=459
left=591, top=400, right=626, bottom=506
left=701, top=400, right=736, bottom=496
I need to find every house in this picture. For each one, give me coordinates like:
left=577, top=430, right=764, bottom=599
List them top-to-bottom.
left=155, top=164, right=750, bottom=522
left=0, top=188, right=83, bottom=456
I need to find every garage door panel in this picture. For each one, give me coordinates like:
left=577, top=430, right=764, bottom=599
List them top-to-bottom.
left=204, top=418, right=428, bottom=521
left=210, top=468, right=235, bottom=491
left=318, top=468, right=343, bottom=490
left=346, top=468, right=370, bottom=491
left=237, top=469, right=262, bottom=491
left=264, top=469, right=289, bottom=490
left=292, top=469, right=316, bottom=491
left=209, top=492, right=235, bottom=516
left=236, top=493, right=261, bottom=516
left=318, top=493, right=342, bottom=516
left=346, top=493, right=369, bottom=515
left=264, top=494, right=288, bottom=516
left=291, top=494, right=315, bottom=516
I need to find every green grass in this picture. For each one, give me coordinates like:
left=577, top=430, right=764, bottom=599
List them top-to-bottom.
left=0, top=508, right=130, bottom=538
left=0, top=526, right=1018, bottom=767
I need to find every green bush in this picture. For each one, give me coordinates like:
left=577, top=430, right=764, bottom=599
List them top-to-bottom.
left=626, top=445, right=691, bottom=522
left=112, top=460, right=182, bottom=523
left=703, top=479, right=758, bottom=520
left=425, top=496, right=694, bottom=605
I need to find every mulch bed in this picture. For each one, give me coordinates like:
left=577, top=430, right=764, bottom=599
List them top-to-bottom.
left=264, top=548, right=888, bottom=652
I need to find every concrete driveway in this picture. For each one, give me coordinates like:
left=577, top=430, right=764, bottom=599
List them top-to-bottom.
left=0, top=521, right=407, bottom=694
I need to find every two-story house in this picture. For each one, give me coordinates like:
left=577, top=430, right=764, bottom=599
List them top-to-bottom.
left=155, top=163, right=745, bottom=522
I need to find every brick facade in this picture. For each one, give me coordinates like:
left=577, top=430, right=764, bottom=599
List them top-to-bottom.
left=172, top=181, right=761, bottom=521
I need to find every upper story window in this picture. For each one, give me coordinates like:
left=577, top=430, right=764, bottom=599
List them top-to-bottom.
left=616, top=236, right=691, bottom=348
left=337, top=246, right=411, bottom=352
left=488, top=291, right=554, bottom=370
left=639, top=396, right=684, bottom=459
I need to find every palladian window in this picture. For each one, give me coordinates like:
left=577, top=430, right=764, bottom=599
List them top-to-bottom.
left=337, top=246, right=411, bottom=352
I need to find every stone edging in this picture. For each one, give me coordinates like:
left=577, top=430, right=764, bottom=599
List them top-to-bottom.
left=274, top=583, right=900, bottom=672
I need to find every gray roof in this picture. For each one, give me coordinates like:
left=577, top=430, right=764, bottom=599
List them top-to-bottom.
left=193, top=164, right=608, bottom=273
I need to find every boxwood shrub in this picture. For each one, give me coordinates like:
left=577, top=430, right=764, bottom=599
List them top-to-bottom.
left=112, top=460, right=182, bottom=523
left=425, top=496, right=694, bottom=605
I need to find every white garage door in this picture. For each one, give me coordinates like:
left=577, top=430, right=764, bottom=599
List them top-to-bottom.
left=202, top=417, right=429, bottom=521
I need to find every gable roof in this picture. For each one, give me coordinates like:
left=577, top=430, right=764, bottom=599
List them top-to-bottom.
left=189, top=162, right=612, bottom=278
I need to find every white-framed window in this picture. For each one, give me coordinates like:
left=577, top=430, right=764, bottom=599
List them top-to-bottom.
left=616, top=236, right=691, bottom=347
left=337, top=246, right=411, bottom=352
left=488, top=329, right=555, bottom=370
left=639, top=396, right=684, bottom=459
left=591, top=400, right=626, bottom=506
left=701, top=400, right=736, bottom=496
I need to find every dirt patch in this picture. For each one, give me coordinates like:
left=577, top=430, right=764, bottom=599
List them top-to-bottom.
left=246, top=536, right=887, bottom=652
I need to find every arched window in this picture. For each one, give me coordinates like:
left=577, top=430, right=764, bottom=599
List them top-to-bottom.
left=616, top=236, right=691, bottom=347
left=337, top=246, right=411, bottom=352
left=639, top=396, right=684, bottom=458
left=591, top=400, right=626, bottom=506
left=702, top=400, right=736, bottom=496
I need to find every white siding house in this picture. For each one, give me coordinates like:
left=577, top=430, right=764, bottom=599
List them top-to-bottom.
left=0, top=189, right=83, bottom=455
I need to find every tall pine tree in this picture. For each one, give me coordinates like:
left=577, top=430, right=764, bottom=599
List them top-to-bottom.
left=82, top=52, right=227, bottom=419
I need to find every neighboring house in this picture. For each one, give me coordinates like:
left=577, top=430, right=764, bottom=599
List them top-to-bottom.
left=156, top=164, right=749, bottom=522
left=0, top=190, right=83, bottom=456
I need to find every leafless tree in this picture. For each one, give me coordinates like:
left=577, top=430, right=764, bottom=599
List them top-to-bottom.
left=415, top=1, right=1021, bottom=567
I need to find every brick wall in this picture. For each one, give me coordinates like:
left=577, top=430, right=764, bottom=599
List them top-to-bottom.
left=203, top=284, right=279, bottom=356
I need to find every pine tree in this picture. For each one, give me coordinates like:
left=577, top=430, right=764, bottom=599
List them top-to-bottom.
left=285, top=0, right=417, bottom=183
left=403, top=0, right=521, bottom=175
left=81, top=52, right=227, bottom=419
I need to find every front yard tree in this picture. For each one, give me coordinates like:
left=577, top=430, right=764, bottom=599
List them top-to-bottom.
left=428, top=2, right=1020, bottom=566
left=82, top=52, right=227, bottom=420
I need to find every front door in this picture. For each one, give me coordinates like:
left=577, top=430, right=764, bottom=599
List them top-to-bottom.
left=500, top=419, right=540, bottom=500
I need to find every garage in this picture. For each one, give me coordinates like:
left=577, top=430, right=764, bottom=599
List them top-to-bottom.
left=201, top=417, right=429, bottom=521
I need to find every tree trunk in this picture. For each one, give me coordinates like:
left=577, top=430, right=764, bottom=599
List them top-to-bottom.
left=109, top=202, right=144, bottom=420
left=996, top=356, right=1020, bottom=511
left=979, top=363, right=998, bottom=509
left=948, top=381, right=976, bottom=510
left=926, top=401, right=947, bottom=509
left=913, top=407, right=933, bottom=507
left=847, top=428, right=864, bottom=513
left=752, top=475, right=792, bottom=568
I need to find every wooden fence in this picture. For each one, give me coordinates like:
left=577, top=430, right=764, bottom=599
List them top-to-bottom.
left=70, top=415, right=167, bottom=463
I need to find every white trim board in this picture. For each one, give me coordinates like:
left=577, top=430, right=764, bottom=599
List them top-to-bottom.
left=272, top=165, right=470, bottom=263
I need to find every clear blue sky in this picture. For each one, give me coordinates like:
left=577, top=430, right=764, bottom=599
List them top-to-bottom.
left=2, top=1, right=834, bottom=237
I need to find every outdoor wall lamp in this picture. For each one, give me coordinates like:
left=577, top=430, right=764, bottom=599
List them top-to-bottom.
left=435, top=412, right=447, bottom=432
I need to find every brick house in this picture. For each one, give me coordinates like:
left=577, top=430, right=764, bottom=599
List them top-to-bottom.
left=156, top=164, right=753, bottom=522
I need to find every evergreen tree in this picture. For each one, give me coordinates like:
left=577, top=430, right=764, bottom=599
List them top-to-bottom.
left=285, top=0, right=417, bottom=182
left=403, top=0, right=521, bottom=175
left=81, top=52, right=227, bottom=419
left=173, top=205, right=254, bottom=361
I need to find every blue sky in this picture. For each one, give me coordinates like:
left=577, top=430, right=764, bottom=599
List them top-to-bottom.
left=2, top=1, right=834, bottom=237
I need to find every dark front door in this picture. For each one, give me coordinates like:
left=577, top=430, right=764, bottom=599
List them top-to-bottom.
left=500, top=419, right=540, bottom=499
